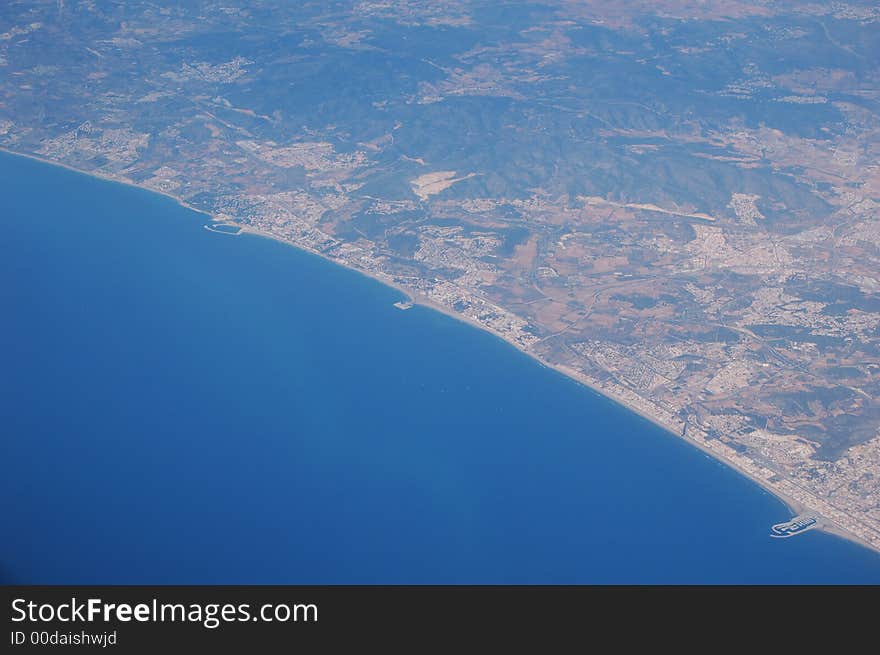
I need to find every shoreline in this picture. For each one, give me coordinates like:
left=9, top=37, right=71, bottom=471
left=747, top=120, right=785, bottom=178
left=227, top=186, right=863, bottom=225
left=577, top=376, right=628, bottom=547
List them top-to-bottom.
left=0, top=146, right=217, bottom=222
left=3, top=146, right=879, bottom=557
left=239, top=227, right=880, bottom=554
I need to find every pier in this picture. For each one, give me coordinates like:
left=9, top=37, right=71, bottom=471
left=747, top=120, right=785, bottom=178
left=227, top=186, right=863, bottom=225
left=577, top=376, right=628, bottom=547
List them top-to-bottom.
left=204, top=223, right=242, bottom=236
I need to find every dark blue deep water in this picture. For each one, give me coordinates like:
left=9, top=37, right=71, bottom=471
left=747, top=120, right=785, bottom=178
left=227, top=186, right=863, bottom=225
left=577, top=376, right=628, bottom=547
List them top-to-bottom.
left=2, top=151, right=880, bottom=583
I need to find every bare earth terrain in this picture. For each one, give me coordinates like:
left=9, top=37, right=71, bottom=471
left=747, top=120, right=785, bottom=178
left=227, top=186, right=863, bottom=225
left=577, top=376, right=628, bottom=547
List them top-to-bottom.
left=2, top=1, right=879, bottom=552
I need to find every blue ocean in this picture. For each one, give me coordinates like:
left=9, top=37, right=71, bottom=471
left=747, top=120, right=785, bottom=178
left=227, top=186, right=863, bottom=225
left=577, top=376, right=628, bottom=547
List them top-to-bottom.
left=2, top=151, right=880, bottom=584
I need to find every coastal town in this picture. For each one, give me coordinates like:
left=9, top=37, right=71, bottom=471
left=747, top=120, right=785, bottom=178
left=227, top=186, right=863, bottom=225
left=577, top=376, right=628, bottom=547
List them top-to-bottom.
left=1, top=0, right=879, bottom=553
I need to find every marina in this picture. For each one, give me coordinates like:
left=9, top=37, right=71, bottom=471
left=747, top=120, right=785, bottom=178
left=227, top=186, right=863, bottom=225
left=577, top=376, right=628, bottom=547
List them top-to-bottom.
left=771, top=516, right=820, bottom=539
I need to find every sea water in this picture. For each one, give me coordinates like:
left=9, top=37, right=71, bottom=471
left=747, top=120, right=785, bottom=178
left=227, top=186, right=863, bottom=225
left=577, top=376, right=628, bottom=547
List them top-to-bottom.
left=2, top=151, right=879, bottom=583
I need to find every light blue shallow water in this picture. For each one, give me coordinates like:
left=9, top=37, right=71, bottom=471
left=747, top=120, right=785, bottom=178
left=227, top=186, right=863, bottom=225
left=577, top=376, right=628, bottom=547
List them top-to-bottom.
left=2, top=151, right=879, bottom=584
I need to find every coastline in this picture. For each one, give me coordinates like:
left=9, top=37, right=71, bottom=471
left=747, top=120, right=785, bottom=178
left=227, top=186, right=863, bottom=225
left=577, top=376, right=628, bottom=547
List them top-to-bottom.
left=3, top=145, right=878, bottom=557
left=0, top=146, right=216, bottom=222
left=241, top=225, right=880, bottom=555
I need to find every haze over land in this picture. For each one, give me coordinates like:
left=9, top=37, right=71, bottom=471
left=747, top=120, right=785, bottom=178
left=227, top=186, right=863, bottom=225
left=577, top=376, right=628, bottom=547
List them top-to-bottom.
left=1, top=1, right=879, bottom=551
